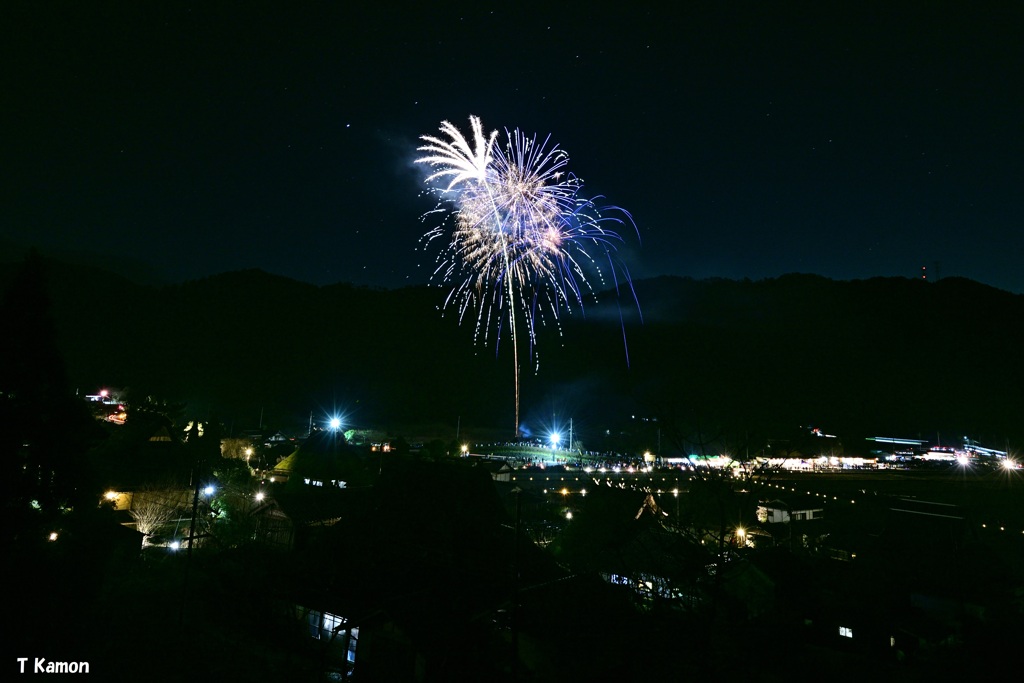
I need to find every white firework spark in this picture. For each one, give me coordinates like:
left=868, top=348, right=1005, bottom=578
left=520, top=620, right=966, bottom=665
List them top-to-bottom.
left=417, top=115, right=640, bottom=435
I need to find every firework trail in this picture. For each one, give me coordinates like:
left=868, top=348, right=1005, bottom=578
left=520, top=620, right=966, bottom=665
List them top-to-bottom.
left=417, top=115, right=640, bottom=435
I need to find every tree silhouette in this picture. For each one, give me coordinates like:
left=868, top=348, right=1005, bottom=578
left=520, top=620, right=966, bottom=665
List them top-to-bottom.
left=0, top=251, right=102, bottom=536
left=128, top=486, right=184, bottom=544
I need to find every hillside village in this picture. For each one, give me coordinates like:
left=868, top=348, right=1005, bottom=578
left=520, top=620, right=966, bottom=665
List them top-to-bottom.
left=4, top=254, right=1022, bottom=681
left=8, top=383, right=1022, bottom=681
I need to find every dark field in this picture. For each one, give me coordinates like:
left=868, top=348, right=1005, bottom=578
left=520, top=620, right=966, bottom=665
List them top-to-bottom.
left=760, top=466, right=1024, bottom=529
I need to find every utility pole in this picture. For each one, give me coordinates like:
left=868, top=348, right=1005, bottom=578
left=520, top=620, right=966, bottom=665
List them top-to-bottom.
left=179, top=442, right=204, bottom=626
left=510, top=486, right=522, bottom=681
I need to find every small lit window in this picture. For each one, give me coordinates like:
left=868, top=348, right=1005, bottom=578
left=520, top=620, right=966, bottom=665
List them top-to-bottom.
left=323, top=611, right=345, bottom=633
left=839, top=626, right=853, bottom=638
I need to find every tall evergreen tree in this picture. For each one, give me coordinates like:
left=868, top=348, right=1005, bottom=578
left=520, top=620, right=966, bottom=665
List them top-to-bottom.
left=0, top=251, right=101, bottom=539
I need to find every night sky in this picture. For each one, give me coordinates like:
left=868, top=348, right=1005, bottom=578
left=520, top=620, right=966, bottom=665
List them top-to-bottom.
left=2, top=2, right=1021, bottom=294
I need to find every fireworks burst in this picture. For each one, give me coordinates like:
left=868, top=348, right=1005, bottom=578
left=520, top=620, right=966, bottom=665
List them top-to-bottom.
left=417, top=115, right=641, bottom=435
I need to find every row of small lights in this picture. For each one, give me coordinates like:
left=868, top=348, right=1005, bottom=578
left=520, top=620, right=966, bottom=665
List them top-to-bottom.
left=59, top=461, right=1017, bottom=545
left=511, top=467, right=1024, bottom=536
left=751, top=479, right=1024, bottom=535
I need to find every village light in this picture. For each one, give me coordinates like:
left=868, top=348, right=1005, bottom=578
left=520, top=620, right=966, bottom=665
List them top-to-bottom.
left=203, top=486, right=215, bottom=496
left=254, top=491, right=265, bottom=502
left=48, top=532, right=58, bottom=542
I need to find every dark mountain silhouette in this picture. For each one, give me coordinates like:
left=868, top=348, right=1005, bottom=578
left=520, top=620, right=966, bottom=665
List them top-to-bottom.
left=2, top=256, right=1021, bottom=449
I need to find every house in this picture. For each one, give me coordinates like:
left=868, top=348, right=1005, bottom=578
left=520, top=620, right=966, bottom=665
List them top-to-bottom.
left=91, top=411, right=195, bottom=493
left=266, top=428, right=374, bottom=490
left=278, top=458, right=536, bottom=680
left=471, top=458, right=513, bottom=482
left=553, top=486, right=710, bottom=610
left=250, top=487, right=358, bottom=551
left=750, top=496, right=828, bottom=551
left=248, top=497, right=299, bottom=551
left=757, top=497, right=825, bottom=524
left=293, top=603, right=434, bottom=681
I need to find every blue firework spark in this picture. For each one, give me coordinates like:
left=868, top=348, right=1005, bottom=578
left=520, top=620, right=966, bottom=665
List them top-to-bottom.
left=417, top=115, right=641, bottom=432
